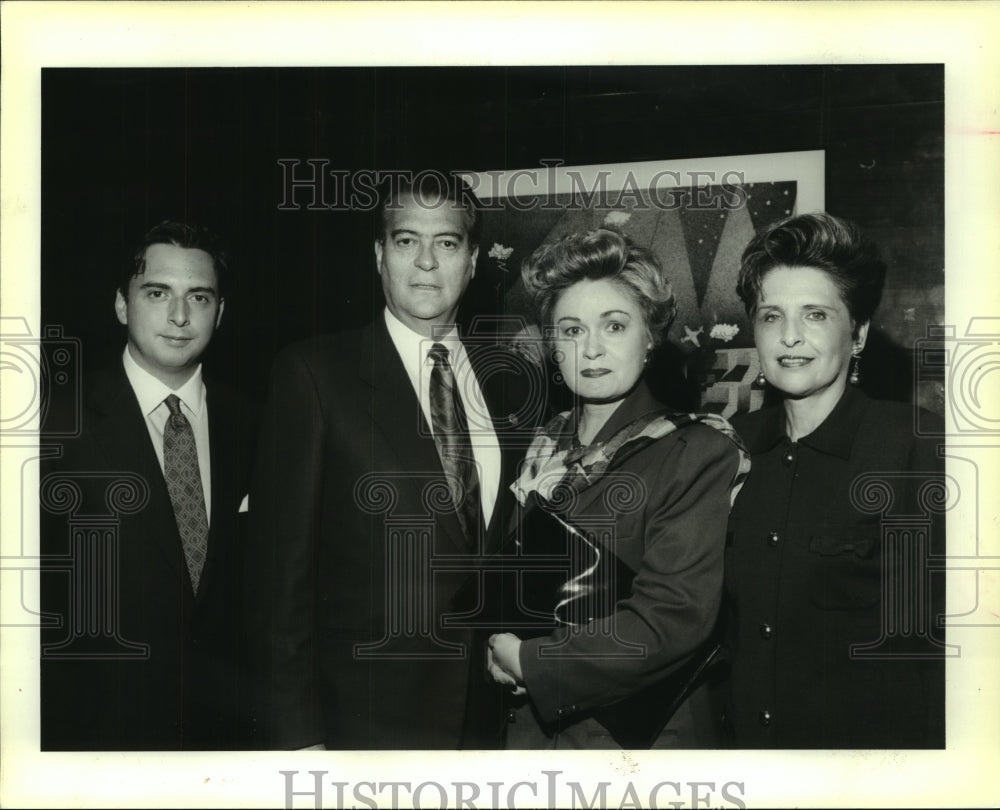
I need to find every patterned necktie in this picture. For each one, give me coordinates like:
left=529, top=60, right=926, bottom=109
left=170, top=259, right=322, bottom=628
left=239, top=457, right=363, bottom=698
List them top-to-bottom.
left=428, top=343, right=481, bottom=543
left=163, top=394, right=209, bottom=594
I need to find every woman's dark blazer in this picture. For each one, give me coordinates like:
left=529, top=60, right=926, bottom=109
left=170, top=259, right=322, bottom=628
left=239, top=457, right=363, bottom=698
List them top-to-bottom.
left=512, top=382, right=745, bottom=744
left=725, top=385, right=946, bottom=748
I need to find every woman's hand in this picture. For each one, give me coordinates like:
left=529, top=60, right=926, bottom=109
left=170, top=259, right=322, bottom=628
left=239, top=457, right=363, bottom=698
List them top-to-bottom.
left=488, top=633, right=526, bottom=695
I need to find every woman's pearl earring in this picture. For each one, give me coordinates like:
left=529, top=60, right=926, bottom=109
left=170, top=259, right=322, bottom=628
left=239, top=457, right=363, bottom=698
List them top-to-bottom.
left=849, top=348, right=862, bottom=385
left=754, top=354, right=766, bottom=387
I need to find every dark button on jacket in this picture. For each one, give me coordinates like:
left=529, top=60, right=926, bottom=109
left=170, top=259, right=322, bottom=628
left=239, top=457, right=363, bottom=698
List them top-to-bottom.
left=724, top=386, right=946, bottom=749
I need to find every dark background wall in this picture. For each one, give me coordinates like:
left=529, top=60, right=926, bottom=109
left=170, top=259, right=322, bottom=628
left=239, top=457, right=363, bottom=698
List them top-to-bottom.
left=42, top=65, right=943, bottom=403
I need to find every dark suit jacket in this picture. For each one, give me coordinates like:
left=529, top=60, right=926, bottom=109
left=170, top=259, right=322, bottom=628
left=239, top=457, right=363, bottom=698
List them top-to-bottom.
left=246, top=317, right=541, bottom=750
left=40, top=360, right=256, bottom=750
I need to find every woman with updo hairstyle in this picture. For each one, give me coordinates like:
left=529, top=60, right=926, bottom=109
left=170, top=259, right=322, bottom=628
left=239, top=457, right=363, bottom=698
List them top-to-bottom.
left=723, top=212, right=946, bottom=748
left=487, top=228, right=750, bottom=749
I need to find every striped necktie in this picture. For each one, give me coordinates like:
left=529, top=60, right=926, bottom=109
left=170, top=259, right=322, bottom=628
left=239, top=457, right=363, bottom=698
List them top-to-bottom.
left=428, top=343, right=481, bottom=543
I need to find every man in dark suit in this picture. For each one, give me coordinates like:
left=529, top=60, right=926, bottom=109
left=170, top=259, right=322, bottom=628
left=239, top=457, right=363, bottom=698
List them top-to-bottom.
left=246, top=174, right=542, bottom=749
left=40, top=221, right=255, bottom=750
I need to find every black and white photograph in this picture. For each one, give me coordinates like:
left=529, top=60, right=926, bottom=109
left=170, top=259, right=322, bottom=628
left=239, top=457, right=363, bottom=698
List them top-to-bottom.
left=2, top=2, right=999, bottom=808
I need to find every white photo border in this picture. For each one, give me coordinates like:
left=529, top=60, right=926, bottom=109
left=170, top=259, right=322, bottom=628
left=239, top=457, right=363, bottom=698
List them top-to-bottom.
left=2, top=3, right=999, bottom=809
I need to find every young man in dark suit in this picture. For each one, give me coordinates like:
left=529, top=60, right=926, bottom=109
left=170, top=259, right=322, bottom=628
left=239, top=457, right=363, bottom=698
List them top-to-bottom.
left=246, top=174, right=543, bottom=750
left=40, top=221, right=255, bottom=750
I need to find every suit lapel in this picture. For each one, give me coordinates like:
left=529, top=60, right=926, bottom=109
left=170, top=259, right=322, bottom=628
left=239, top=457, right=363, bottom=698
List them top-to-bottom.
left=359, top=320, right=471, bottom=554
left=466, top=340, right=535, bottom=545
left=87, top=363, right=191, bottom=589
left=200, top=380, right=238, bottom=598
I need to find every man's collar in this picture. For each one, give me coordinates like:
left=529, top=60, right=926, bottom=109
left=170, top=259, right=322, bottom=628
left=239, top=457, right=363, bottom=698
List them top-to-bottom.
left=383, top=307, right=460, bottom=359
left=121, top=346, right=204, bottom=417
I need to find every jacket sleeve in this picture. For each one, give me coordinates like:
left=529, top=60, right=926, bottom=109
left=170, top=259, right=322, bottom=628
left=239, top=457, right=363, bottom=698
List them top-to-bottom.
left=245, top=345, right=327, bottom=749
left=518, top=425, right=742, bottom=724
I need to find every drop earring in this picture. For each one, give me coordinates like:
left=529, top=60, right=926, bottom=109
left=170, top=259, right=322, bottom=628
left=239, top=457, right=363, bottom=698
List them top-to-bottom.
left=849, top=349, right=862, bottom=385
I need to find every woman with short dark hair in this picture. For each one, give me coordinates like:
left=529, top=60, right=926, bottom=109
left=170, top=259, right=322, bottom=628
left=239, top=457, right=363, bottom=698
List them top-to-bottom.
left=724, top=212, right=946, bottom=748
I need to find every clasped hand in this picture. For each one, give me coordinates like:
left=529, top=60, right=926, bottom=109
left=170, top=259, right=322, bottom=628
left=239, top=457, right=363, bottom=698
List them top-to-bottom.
left=487, top=632, right=526, bottom=696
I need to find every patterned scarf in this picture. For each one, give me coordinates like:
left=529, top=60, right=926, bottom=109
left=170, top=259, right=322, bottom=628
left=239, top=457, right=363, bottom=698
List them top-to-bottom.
left=511, top=405, right=750, bottom=629
left=512, top=407, right=751, bottom=508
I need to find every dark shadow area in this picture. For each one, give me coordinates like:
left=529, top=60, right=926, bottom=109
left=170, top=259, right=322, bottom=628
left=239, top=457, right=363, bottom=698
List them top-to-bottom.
left=41, top=65, right=943, bottom=407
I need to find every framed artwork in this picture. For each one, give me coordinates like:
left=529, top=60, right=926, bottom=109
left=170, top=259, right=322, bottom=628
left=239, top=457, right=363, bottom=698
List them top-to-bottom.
left=462, top=151, right=825, bottom=416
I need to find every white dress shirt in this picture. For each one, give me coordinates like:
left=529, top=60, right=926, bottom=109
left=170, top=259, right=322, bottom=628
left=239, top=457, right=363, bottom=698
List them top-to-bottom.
left=383, top=308, right=502, bottom=528
left=122, top=347, right=213, bottom=525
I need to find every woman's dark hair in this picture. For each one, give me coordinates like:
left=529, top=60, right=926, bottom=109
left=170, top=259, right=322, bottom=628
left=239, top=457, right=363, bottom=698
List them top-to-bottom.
left=735, top=212, right=887, bottom=331
left=120, top=220, right=229, bottom=299
left=520, top=228, right=676, bottom=346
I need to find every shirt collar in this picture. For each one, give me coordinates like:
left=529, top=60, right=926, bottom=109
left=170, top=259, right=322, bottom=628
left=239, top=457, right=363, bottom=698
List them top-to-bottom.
left=383, top=306, right=461, bottom=367
left=121, top=346, right=205, bottom=418
left=555, top=379, right=663, bottom=451
left=590, top=379, right=664, bottom=445
left=798, top=384, right=867, bottom=458
left=749, top=385, right=867, bottom=459
left=743, top=405, right=786, bottom=454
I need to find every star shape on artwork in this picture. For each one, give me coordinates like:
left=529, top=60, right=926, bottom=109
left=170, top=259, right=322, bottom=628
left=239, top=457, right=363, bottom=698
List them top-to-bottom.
left=681, top=325, right=704, bottom=347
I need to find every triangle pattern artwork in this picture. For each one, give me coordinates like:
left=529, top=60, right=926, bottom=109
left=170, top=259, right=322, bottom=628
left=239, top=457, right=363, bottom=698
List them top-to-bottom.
left=492, top=180, right=803, bottom=353
left=745, top=181, right=798, bottom=233
left=677, top=188, right=730, bottom=309
left=695, top=201, right=759, bottom=334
